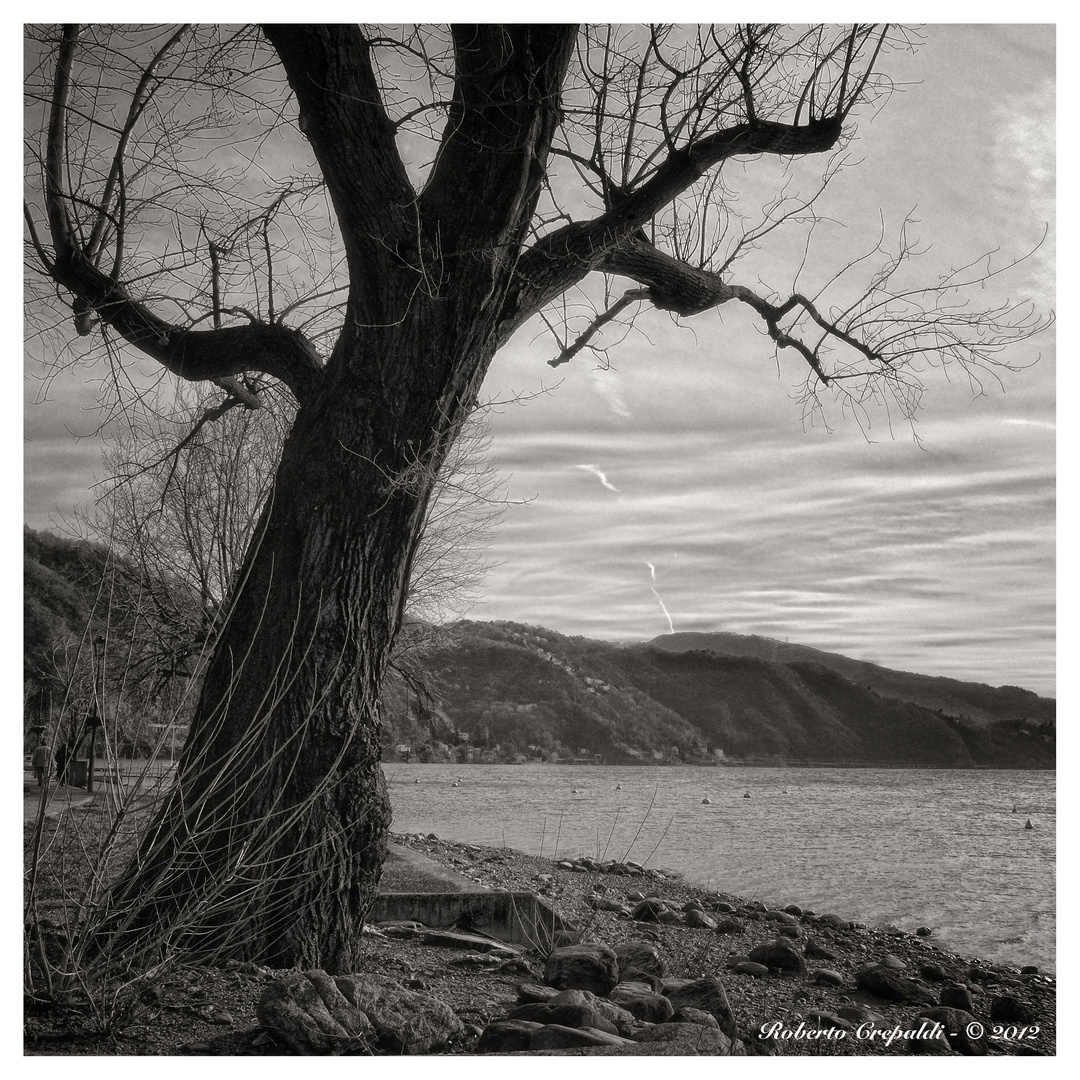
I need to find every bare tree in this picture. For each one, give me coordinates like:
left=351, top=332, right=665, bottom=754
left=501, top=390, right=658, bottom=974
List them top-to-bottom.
left=24, top=24, right=1047, bottom=971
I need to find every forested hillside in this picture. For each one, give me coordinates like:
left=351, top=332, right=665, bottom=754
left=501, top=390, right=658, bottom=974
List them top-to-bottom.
left=398, top=622, right=1055, bottom=768
left=648, top=631, right=1056, bottom=727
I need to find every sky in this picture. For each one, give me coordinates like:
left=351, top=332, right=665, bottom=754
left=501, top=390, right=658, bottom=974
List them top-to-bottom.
left=21, top=23, right=1057, bottom=697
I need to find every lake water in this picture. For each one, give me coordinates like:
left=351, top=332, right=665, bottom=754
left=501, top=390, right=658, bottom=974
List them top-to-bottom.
left=384, top=764, right=1055, bottom=974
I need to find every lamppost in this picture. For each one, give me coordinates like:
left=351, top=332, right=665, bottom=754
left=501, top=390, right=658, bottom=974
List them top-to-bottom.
left=88, top=633, right=106, bottom=794
left=85, top=710, right=102, bottom=793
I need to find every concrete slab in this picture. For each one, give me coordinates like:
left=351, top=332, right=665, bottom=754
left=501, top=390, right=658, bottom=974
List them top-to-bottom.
left=370, top=890, right=578, bottom=952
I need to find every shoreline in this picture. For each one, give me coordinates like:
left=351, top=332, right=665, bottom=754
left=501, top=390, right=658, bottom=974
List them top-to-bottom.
left=389, top=759, right=1056, bottom=770
left=387, top=763, right=1055, bottom=975
left=25, top=828, right=1056, bottom=1056
left=377, top=832, right=1055, bottom=1056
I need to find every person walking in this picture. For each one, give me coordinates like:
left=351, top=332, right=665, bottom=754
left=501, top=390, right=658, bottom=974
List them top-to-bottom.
left=31, top=740, right=50, bottom=786
left=54, top=741, right=69, bottom=784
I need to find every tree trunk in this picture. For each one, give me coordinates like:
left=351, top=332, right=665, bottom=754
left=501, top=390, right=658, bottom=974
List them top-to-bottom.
left=88, top=23, right=579, bottom=974
left=100, top=318, right=494, bottom=972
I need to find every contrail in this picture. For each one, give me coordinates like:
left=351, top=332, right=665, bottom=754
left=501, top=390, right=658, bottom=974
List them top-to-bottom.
left=576, top=463, right=619, bottom=493
left=644, top=560, right=675, bottom=633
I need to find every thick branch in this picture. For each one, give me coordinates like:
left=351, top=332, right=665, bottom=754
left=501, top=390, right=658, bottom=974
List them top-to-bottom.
left=261, top=24, right=416, bottom=304
left=419, top=24, right=578, bottom=256
left=37, top=25, right=325, bottom=404
left=44, top=25, right=81, bottom=261
left=504, top=114, right=844, bottom=334
left=566, top=234, right=856, bottom=385
left=44, top=248, right=324, bottom=402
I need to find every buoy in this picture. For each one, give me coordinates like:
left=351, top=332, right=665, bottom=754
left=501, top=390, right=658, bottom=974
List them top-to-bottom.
left=414, top=778, right=420, bottom=784
left=452, top=781, right=460, bottom=788
left=616, top=784, right=622, bottom=790
left=783, top=790, right=789, bottom=794
left=743, top=792, right=751, bottom=799
left=702, top=797, right=711, bottom=804
left=1013, top=805, right=1018, bottom=813
left=1025, top=819, right=1034, bottom=830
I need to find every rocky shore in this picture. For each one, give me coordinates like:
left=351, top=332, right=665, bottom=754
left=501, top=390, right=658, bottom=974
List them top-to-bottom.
left=25, top=833, right=1055, bottom=1056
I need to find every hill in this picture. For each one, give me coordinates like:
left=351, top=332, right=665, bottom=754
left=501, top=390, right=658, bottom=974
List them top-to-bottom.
left=397, top=621, right=1054, bottom=768
left=646, top=631, right=1055, bottom=728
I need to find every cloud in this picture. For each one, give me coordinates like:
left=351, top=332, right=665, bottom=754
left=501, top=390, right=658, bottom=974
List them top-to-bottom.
left=589, top=368, right=633, bottom=419
left=575, top=463, right=620, bottom=493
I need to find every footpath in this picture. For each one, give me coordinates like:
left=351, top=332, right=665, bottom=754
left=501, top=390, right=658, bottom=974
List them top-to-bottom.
left=23, top=772, right=95, bottom=822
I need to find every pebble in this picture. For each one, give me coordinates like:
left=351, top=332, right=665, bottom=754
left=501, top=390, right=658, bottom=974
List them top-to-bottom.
left=731, top=961, right=769, bottom=978
left=813, top=969, right=845, bottom=987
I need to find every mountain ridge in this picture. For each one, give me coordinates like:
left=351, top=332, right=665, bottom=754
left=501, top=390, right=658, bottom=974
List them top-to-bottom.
left=399, top=620, right=1054, bottom=768
left=645, top=630, right=1055, bottom=727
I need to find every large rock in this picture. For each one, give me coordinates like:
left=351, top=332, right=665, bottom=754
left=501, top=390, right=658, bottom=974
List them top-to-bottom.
left=591, top=897, right=633, bottom=916
left=632, top=898, right=667, bottom=922
left=684, top=908, right=717, bottom=930
left=765, top=910, right=799, bottom=925
left=816, top=913, right=851, bottom=930
left=715, top=917, right=744, bottom=935
left=804, top=937, right=838, bottom=961
left=614, top=940, right=665, bottom=979
left=544, top=942, right=619, bottom=995
left=747, top=942, right=807, bottom=976
left=732, top=962, right=769, bottom=978
left=919, top=963, right=951, bottom=982
left=855, top=965, right=935, bottom=1005
left=618, top=967, right=663, bottom=991
left=812, top=969, right=845, bottom=988
left=257, top=971, right=375, bottom=1055
left=258, top=971, right=467, bottom=1056
left=334, top=973, right=465, bottom=1054
left=663, top=976, right=737, bottom=1039
left=939, top=982, right=974, bottom=1011
left=607, top=984, right=675, bottom=1024
left=548, top=989, right=637, bottom=1035
left=990, top=994, right=1035, bottom=1023
left=506, top=1001, right=618, bottom=1035
left=835, top=1004, right=885, bottom=1026
left=671, top=1007, right=720, bottom=1029
left=917, top=1007, right=989, bottom=1056
left=805, top=1010, right=854, bottom=1034
left=475, top=1019, right=543, bottom=1053
left=630, top=1022, right=737, bottom=1055
left=529, top=1024, right=637, bottom=1051
left=907, top=1025, right=957, bottom=1055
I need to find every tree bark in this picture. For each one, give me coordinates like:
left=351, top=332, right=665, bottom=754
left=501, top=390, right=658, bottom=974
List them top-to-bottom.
left=101, top=323, right=500, bottom=971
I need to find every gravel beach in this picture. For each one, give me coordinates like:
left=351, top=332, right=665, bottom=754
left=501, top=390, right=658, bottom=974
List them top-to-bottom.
left=25, top=832, right=1055, bottom=1056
